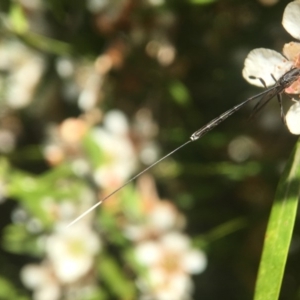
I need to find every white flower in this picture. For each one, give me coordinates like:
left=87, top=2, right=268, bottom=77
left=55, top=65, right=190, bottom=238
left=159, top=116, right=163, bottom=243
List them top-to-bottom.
left=282, top=0, right=300, bottom=41
left=242, top=1, right=300, bottom=134
left=243, top=1, right=300, bottom=87
left=0, top=40, right=44, bottom=109
left=242, top=48, right=293, bottom=87
left=7, top=55, right=44, bottom=108
left=92, top=110, right=137, bottom=188
left=103, top=110, right=130, bottom=135
left=123, top=175, right=185, bottom=241
left=124, top=200, right=185, bottom=240
left=45, top=223, right=101, bottom=284
left=134, top=232, right=207, bottom=300
left=20, top=264, right=61, bottom=300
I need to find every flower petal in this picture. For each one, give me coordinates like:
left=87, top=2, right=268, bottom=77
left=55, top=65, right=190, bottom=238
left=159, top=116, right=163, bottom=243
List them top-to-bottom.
left=282, top=0, right=300, bottom=41
left=283, top=42, right=300, bottom=63
left=242, top=48, right=293, bottom=87
left=286, top=101, right=300, bottom=135
left=149, top=202, right=178, bottom=232
left=46, top=223, right=101, bottom=283
left=161, top=232, right=190, bottom=253
left=135, top=241, right=161, bottom=265
left=181, top=249, right=207, bottom=274
left=53, top=254, right=94, bottom=283
left=20, top=264, right=49, bottom=289
left=35, top=284, right=61, bottom=300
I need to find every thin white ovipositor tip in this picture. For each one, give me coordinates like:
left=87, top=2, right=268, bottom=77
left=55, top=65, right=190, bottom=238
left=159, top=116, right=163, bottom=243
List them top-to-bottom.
left=66, top=200, right=103, bottom=228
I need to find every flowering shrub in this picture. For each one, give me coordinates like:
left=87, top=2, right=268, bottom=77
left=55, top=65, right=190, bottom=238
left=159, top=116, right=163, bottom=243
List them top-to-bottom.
left=0, top=1, right=209, bottom=299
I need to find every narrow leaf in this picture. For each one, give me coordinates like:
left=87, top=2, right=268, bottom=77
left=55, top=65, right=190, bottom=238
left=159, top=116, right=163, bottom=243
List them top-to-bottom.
left=254, top=138, right=300, bottom=300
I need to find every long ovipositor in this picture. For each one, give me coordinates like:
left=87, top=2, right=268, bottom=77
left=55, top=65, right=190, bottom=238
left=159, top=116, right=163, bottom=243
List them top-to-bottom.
left=66, top=67, right=300, bottom=228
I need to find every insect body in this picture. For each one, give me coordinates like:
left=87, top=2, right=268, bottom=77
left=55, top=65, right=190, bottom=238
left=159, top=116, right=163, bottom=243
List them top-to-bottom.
left=67, top=67, right=300, bottom=228
left=191, top=67, right=300, bottom=140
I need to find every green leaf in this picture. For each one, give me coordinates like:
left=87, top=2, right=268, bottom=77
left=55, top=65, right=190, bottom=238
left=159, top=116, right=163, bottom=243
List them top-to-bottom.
left=189, top=0, right=217, bottom=5
left=9, top=4, right=29, bottom=34
left=20, top=32, right=71, bottom=55
left=169, top=80, right=191, bottom=106
left=83, top=132, right=105, bottom=168
left=254, top=138, right=300, bottom=300
left=7, top=165, right=87, bottom=225
left=195, top=217, right=248, bottom=249
left=2, top=224, right=42, bottom=256
left=97, top=253, right=136, bottom=299
left=0, top=276, right=29, bottom=300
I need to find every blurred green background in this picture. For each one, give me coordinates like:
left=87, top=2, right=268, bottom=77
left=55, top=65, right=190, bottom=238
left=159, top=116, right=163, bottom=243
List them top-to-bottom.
left=0, top=0, right=299, bottom=299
